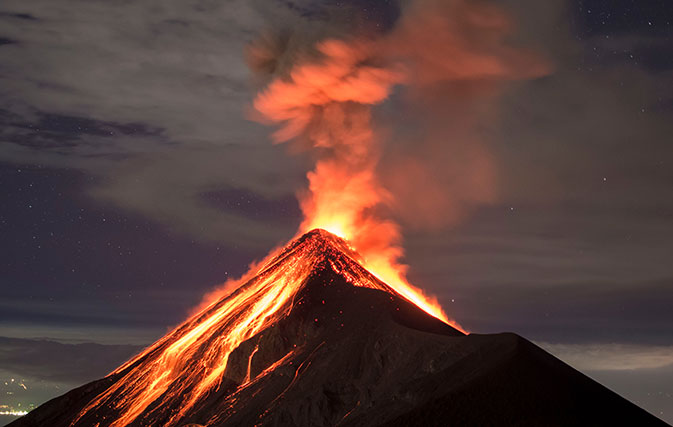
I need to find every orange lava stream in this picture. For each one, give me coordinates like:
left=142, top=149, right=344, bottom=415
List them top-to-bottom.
left=72, top=230, right=441, bottom=426
left=72, top=238, right=321, bottom=426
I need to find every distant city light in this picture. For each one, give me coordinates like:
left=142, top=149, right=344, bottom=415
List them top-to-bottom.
left=0, top=410, right=28, bottom=416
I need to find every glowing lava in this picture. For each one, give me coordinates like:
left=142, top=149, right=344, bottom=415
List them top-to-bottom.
left=72, top=230, right=449, bottom=427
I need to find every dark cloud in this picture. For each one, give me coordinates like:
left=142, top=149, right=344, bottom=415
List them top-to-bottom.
left=0, top=0, right=308, bottom=246
left=0, top=12, right=37, bottom=21
left=0, top=110, right=162, bottom=150
left=454, top=278, right=673, bottom=345
left=0, top=336, right=140, bottom=384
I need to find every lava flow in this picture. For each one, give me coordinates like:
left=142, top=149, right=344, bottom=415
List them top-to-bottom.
left=70, top=229, right=451, bottom=427
left=16, top=239, right=664, bottom=427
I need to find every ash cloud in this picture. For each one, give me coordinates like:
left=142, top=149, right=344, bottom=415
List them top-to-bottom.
left=248, top=0, right=548, bottom=238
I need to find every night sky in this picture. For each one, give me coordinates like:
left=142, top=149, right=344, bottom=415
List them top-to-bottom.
left=1, top=0, right=672, bottom=424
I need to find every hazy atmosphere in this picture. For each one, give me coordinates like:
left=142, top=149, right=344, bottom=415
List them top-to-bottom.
left=1, top=0, right=672, bottom=424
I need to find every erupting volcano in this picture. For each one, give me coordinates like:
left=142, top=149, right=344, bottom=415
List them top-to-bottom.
left=9, top=2, right=668, bottom=426
left=10, top=229, right=666, bottom=427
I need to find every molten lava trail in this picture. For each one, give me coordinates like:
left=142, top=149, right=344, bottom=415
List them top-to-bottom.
left=72, top=229, right=439, bottom=427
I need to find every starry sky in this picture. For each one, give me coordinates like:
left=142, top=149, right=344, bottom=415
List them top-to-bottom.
left=1, top=0, right=672, bottom=424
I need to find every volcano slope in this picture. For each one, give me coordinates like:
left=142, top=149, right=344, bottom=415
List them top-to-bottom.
left=10, top=229, right=667, bottom=427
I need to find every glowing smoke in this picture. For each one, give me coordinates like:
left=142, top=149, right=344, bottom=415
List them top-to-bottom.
left=247, top=0, right=547, bottom=324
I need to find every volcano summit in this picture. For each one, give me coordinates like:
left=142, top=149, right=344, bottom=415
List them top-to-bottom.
left=9, top=230, right=666, bottom=426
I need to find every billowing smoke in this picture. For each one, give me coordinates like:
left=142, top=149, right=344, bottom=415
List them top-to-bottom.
left=246, top=0, right=547, bottom=324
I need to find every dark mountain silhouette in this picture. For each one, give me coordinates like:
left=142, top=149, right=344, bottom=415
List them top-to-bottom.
left=9, top=229, right=668, bottom=426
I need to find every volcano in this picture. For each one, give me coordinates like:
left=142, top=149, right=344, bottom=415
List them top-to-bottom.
left=10, top=229, right=666, bottom=426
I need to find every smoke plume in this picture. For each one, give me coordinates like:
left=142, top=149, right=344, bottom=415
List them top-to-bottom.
left=246, top=0, right=547, bottom=323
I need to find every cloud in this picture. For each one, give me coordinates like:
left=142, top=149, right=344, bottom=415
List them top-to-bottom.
left=0, top=0, right=310, bottom=247
left=0, top=336, right=140, bottom=383
left=539, top=342, right=673, bottom=371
